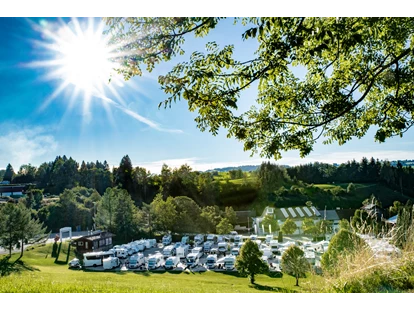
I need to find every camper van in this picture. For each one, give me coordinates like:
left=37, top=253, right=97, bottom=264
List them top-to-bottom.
left=162, top=234, right=172, bottom=245
left=194, top=234, right=204, bottom=246
left=206, top=234, right=217, bottom=244
left=249, top=234, right=258, bottom=241
left=217, top=235, right=224, bottom=243
left=234, top=235, right=243, bottom=246
left=265, top=235, right=274, bottom=245
left=181, top=236, right=190, bottom=245
left=254, top=240, right=262, bottom=248
left=269, top=240, right=279, bottom=254
left=203, top=241, right=213, bottom=253
left=218, top=242, right=228, bottom=254
left=122, top=244, right=134, bottom=256
left=176, top=244, right=190, bottom=259
left=163, top=245, right=176, bottom=258
left=192, top=247, right=204, bottom=258
left=231, top=247, right=240, bottom=256
left=261, top=247, right=273, bottom=258
left=114, top=248, right=128, bottom=259
left=83, top=251, right=114, bottom=267
left=304, top=251, right=316, bottom=264
left=128, top=253, right=145, bottom=269
left=147, top=253, right=164, bottom=270
left=186, top=253, right=199, bottom=268
left=206, top=254, right=218, bottom=269
left=223, top=255, right=236, bottom=270
left=164, top=256, right=180, bottom=269
left=103, top=257, right=120, bottom=270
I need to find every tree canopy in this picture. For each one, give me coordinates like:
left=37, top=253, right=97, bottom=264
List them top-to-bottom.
left=104, top=17, right=414, bottom=159
left=281, top=218, right=297, bottom=235
left=235, top=239, right=269, bottom=284
left=281, top=244, right=309, bottom=286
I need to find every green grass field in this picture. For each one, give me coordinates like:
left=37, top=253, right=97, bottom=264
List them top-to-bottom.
left=0, top=243, right=324, bottom=293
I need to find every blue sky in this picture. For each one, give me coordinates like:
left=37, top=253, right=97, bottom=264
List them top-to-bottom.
left=1, top=17, right=413, bottom=173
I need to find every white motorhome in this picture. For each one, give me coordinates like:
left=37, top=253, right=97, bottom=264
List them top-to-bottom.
left=162, top=234, right=172, bottom=245
left=194, top=234, right=204, bottom=246
left=206, top=234, right=216, bottom=244
left=250, top=234, right=258, bottom=241
left=217, top=235, right=224, bottom=243
left=234, top=235, right=243, bottom=246
left=265, top=235, right=274, bottom=245
left=181, top=236, right=190, bottom=245
left=148, top=239, right=157, bottom=248
left=254, top=240, right=262, bottom=248
left=269, top=240, right=279, bottom=254
left=133, top=241, right=145, bottom=252
left=203, top=241, right=213, bottom=253
left=218, top=242, right=228, bottom=254
left=121, top=244, right=134, bottom=256
left=176, top=244, right=190, bottom=259
left=163, top=245, right=176, bottom=258
left=191, top=247, right=204, bottom=258
left=231, top=247, right=240, bottom=256
left=262, top=247, right=273, bottom=258
left=114, top=248, right=128, bottom=259
left=83, top=251, right=114, bottom=267
left=304, top=251, right=316, bottom=264
left=128, top=253, right=145, bottom=269
left=147, top=253, right=164, bottom=270
left=186, top=254, right=199, bottom=268
left=206, top=254, right=218, bottom=269
left=223, top=255, right=236, bottom=270
left=164, top=256, right=180, bottom=269
left=103, top=257, right=120, bottom=270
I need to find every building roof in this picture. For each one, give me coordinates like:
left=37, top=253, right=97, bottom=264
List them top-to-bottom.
left=272, top=206, right=319, bottom=221
left=318, top=209, right=340, bottom=221
left=336, top=209, right=357, bottom=221
left=73, top=231, right=115, bottom=242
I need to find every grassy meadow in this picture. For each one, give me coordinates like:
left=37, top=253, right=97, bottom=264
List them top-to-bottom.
left=0, top=243, right=324, bottom=293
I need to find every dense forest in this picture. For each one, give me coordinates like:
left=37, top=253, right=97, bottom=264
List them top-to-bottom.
left=1, top=155, right=414, bottom=238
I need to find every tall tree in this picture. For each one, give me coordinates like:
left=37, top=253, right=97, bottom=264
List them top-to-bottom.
left=104, top=17, right=414, bottom=160
left=114, top=155, right=134, bottom=194
left=3, top=164, right=14, bottom=182
left=150, top=193, right=177, bottom=232
left=261, top=214, right=279, bottom=233
left=216, top=217, right=233, bottom=235
left=281, top=218, right=297, bottom=235
left=235, top=239, right=269, bottom=284
left=281, top=245, right=309, bottom=286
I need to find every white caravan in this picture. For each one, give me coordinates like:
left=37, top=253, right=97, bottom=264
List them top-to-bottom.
left=162, top=234, right=172, bottom=245
left=194, top=234, right=204, bottom=246
left=206, top=234, right=216, bottom=243
left=250, top=234, right=258, bottom=241
left=217, top=235, right=224, bottom=243
left=234, top=235, right=243, bottom=246
left=265, top=235, right=274, bottom=245
left=181, top=236, right=190, bottom=244
left=255, top=240, right=262, bottom=248
left=269, top=240, right=279, bottom=254
left=133, top=241, right=145, bottom=252
left=204, top=241, right=213, bottom=253
left=218, top=242, right=228, bottom=254
left=122, top=244, right=134, bottom=256
left=176, top=244, right=190, bottom=259
left=163, top=245, right=176, bottom=258
left=192, top=247, right=204, bottom=258
left=231, top=247, right=240, bottom=256
left=262, top=247, right=273, bottom=258
left=114, top=248, right=128, bottom=259
left=83, top=251, right=114, bottom=267
left=304, top=251, right=316, bottom=264
left=128, top=253, right=145, bottom=269
left=147, top=253, right=164, bottom=270
left=186, top=254, right=199, bottom=268
left=206, top=254, right=218, bottom=269
left=223, top=255, right=236, bottom=270
left=164, top=256, right=180, bottom=269
left=103, top=257, right=120, bottom=270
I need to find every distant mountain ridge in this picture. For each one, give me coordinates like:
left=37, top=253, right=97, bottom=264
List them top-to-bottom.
left=205, top=164, right=289, bottom=172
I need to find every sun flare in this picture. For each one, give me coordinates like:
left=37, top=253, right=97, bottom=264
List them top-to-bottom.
left=28, top=18, right=127, bottom=122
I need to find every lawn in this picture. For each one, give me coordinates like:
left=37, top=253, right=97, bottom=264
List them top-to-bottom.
left=0, top=243, right=324, bottom=293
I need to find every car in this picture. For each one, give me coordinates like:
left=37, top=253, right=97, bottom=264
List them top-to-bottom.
left=68, top=258, right=82, bottom=269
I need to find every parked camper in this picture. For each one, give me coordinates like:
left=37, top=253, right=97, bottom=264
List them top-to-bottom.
left=230, top=231, right=238, bottom=236
left=162, top=234, right=172, bottom=245
left=194, top=234, right=204, bottom=246
left=206, top=234, right=217, bottom=244
left=250, top=234, right=258, bottom=241
left=217, top=235, right=224, bottom=243
left=234, top=235, right=243, bottom=246
left=265, top=235, right=273, bottom=245
left=181, top=236, right=190, bottom=245
left=148, top=239, right=157, bottom=248
left=254, top=240, right=262, bottom=248
left=269, top=240, right=279, bottom=254
left=133, top=241, right=145, bottom=252
left=204, top=241, right=213, bottom=253
left=218, top=242, right=228, bottom=254
left=176, top=244, right=190, bottom=259
left=163, top=245, right=176, bottom=258
left=191, top=247, right=204, bottom=258
left=231, top=247, right=240, bottom=256
left=262, top=247, right=273, bottom=258
left=114, top=248, right=128, bottom=259
left=83, top=251, right=114, bottom=267
left=304, top=251, right=316, bottom=264
left=128, top=253, right=145, bottom=269
left=147, top=253, right=164, bottom=270
left=186, top=253, right=199, bottom=268
left=206, top=254, right=218, bottom=269
left=223, top=255, right=236, bottom=270
left=164, top=256, right=180, bottom=269
left=103, top=257, right=120, bottom=270
left=68, top=258, right=81, bottom=269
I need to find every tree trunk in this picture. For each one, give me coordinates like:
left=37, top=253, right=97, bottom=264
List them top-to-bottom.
left=250, top=274, right=255, bottom=284
left=295, top=274, right=299, bottom=286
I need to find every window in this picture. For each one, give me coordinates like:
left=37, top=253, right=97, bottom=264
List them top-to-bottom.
left=78, top=241, right=84, bottom=246
left=85, top=242, right=89, bottom=249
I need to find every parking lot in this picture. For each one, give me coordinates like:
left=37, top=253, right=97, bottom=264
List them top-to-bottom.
left=81, top=241, right=283, bottom=273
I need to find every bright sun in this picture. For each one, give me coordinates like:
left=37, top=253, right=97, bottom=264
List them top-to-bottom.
left=28, top=18, right=128, bottom=122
